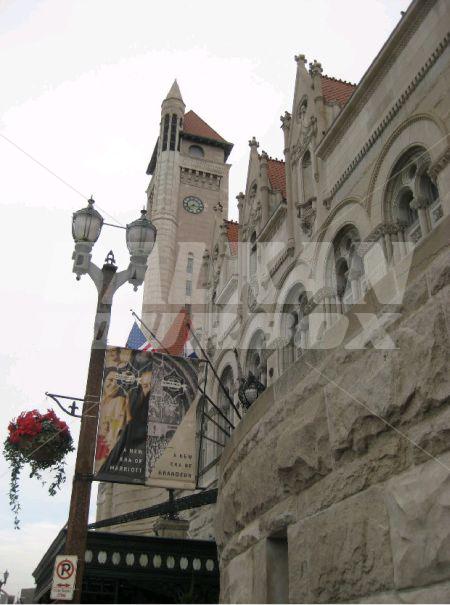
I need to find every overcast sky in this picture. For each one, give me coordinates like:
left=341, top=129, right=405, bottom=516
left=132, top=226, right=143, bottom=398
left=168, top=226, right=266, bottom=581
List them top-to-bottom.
left=0, top=0, right=410, bottom=597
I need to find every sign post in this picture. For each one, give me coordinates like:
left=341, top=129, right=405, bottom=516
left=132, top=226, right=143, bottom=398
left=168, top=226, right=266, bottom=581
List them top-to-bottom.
left=50, top=555, right=78, bottom=601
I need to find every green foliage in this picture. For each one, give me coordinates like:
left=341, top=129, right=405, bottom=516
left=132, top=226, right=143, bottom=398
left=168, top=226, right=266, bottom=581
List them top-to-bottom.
left=3, top=412, right=74, bottom=529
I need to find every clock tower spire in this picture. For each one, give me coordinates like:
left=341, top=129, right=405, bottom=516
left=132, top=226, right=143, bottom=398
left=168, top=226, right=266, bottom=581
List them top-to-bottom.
left=142, top=83, right=233, bottom=343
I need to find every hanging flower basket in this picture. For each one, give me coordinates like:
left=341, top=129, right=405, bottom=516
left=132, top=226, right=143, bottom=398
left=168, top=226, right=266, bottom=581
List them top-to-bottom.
left=3, top=409, right=74, bottom=528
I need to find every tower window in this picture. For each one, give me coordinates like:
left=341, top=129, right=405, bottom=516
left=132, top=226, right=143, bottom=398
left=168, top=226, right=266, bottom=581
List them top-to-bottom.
left=162, top=114, right=170, bottom=151
left=170, top=114, right=178, bottom=151
left=188, top=145, right=204, bottom=158
left=187, top=254, right=194, bottom=274
left=186, top=280, right=192, bottom=296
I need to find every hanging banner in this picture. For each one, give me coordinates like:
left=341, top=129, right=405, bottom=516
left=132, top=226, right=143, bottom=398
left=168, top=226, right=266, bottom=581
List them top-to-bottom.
left=94, top=347, right=199, bottom=490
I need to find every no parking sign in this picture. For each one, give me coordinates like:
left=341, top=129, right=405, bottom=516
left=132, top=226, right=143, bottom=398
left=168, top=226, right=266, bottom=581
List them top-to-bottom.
left=50, top=555, right=78, bottom=601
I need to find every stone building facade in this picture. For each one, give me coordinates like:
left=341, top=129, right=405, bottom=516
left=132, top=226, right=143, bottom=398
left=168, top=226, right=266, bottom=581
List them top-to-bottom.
left=97, top=0, right=450, bottom=601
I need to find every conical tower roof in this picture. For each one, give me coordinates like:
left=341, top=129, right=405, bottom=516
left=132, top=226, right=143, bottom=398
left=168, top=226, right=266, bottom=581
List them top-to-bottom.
left=164, top=79, right=184, bottom=103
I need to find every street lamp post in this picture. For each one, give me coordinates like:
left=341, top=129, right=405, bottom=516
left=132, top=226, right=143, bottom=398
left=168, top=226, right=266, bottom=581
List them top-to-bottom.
left=64, top=199, right=156, bottom=603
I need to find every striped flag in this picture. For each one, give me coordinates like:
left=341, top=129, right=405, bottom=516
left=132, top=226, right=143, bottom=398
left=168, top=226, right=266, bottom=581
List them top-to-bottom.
left=126, top=321, right=158, bottom=351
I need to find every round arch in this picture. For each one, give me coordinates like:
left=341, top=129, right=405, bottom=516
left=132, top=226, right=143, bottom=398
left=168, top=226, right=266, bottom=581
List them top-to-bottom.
left=367, top=113, right=448, bottom=223
left=312, top=200, right=371, bottom=294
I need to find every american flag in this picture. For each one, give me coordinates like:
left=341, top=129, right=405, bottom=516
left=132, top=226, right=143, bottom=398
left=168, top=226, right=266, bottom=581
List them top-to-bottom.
left=126, top=321, right=158, bottom=351
left=184, top=335, right=198, bottom=359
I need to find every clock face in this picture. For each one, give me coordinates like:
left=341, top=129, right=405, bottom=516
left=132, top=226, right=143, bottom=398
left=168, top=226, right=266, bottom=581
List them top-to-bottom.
left=183, top=196, right=204, bottom=215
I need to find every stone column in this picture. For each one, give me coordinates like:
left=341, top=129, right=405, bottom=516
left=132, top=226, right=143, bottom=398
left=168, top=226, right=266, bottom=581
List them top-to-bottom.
left=309, top=59, right=326, bottom=137
left=281, top=111, right=296, bottom=251
left=260, top=151, right=270, bottom=227
left=412, top=196, right=431, bottom=237
left=397, top=223, right=408, bottom=258
left=383, top=227, right=393, bottom=264
left=349, top=250, right=364, bottom=302
left=299, top=315, right=309, bottom=350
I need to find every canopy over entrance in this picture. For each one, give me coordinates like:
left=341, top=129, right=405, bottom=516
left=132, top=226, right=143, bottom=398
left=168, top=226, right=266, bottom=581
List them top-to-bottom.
left=33, top=529, right=219, bottom=603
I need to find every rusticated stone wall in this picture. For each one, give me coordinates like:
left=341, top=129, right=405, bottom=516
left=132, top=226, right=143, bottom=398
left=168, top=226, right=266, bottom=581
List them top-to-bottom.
left=215, top=226, right=450, bottom=603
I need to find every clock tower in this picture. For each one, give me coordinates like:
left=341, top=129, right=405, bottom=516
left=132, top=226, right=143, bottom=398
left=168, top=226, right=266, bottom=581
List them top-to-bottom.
left=142, top=81, right=233, bottom=342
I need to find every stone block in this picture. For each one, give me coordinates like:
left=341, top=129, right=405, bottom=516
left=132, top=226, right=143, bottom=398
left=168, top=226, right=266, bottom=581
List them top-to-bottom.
left=426, top=247, right=450, bottom=296
left=400, top=272, right=429, bottom=316
left=324, top=297, right=450, bottom=459
left=395, top=297, right=450, bottom=420
left=324, top=348, right=396, bottom=458
left=276, top=390, right=333, bottom=493
left=407, top=404, right=450, bottom=465
left=299, top=430, right=412, bottom=520
left=234, top=432, right=286, bottom=526
left=384, top=452, right=450, bottom=590
left=215, top=466, right=243, bottom=548
left=289, top=486, right=394, bottom=603
left=260, top=496, right=297, bottom=536
left=220, top=519, right=262, bottom=566
left=251, top=539, right=268, bottom=604
left=221, top=548, right=254, bottom=604
left=398, top=579, right=450, bottom=603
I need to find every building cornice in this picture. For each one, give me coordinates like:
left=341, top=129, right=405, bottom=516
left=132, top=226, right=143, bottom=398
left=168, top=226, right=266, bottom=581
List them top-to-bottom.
left=316, top=0, right=438, bottom=160
left=321, top=32, right=450, bottom=207
left=179, top=156, right=229, bottom=176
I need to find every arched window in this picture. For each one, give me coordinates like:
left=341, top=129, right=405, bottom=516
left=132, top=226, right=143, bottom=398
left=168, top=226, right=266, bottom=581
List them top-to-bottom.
left=162, top=113, right=170, bottom=151
left=169, top=114, right=178, bottom=151
left=188, top=144, right=204, bottom=158
left=386, top=146, right=442, bottom=245
left=327, top=225, right=365, bottom=310
left=186, top=252, right=194, bottom=274
left=280, top=285, right=309, bottom=373
left=245, top=330, right=267, bottom=387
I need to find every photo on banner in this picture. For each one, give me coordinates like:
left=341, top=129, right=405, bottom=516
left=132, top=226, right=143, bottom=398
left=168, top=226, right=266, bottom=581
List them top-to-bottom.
left=94, top=347, right=200, bottom=490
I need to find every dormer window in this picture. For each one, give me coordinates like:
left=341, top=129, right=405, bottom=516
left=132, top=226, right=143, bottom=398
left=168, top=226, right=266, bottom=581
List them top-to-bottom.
left=189, top=145, right=204, bottom=158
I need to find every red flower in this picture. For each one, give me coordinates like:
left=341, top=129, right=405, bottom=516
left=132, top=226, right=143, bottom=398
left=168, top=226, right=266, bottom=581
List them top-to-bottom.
left=7, top=409, right=72, bottom=446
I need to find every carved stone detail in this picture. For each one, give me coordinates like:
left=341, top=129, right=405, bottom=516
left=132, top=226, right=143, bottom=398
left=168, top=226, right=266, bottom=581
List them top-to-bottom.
left=308, top=59, right=323, bottom=78
left=280, top=111, right=292, bottom=132
left=292, top=116, right=317, bottom=162
left=428, top=147, right=450, bottom=181
left=180, top=167, right=221, bottom=191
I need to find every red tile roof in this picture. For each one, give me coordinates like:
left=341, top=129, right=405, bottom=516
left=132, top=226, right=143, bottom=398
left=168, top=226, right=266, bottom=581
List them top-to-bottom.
left=321, top=75, right=356, bottom=106
left=183, top=110, right=227, bottom=144
left=267, top=158, right=287, bottom=199
left=225, top=220, right=239, bottom=256
left=159, top=308, right=190, bottom=357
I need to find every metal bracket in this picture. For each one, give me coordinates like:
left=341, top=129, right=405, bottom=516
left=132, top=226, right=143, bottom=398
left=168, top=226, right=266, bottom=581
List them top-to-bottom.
left=45, top=392, right=84, bottom=418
